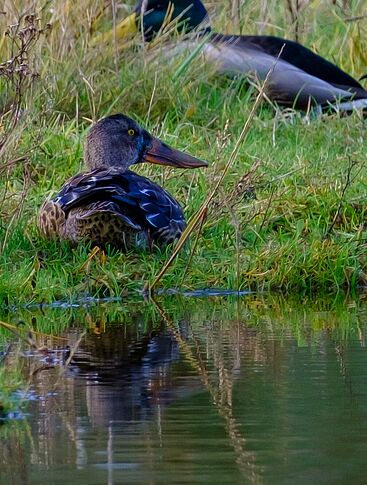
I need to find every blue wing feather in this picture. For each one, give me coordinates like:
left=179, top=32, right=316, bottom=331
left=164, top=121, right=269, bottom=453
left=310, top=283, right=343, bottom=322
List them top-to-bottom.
left=53, top=167, right=186, bottom=243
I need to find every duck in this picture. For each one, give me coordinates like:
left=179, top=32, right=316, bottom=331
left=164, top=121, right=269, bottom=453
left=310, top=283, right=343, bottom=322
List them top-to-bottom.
left=102, top=0, right=367, bottom=113
left=38, top=114, right=207, bottom=250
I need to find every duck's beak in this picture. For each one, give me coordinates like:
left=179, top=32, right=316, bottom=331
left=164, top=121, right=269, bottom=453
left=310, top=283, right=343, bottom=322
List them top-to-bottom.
left=96, top=12, right=138, bottom=43
left=143, top=138, right=208, bottom=168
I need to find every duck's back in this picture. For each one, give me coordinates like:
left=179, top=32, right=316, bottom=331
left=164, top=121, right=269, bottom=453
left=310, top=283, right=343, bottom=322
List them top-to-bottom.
left=219, top=34, right=364, bottom=90
left=40, top=167, right=186, bottom=249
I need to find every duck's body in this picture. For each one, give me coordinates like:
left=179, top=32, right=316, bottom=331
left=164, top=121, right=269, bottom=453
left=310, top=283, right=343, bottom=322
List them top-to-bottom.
left=111, top=0, right=367, bottom=112
left=201, top=33, right=367, bottom=111
left=39, top=114, right=207, bottom=250
left=40, top=168, right=186, bottom=249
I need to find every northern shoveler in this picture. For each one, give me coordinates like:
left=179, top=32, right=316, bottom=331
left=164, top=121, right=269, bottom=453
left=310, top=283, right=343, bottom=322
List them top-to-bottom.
left=103, top=0, right=367, bottom=113
left=39, top=114, right=207, bottom=250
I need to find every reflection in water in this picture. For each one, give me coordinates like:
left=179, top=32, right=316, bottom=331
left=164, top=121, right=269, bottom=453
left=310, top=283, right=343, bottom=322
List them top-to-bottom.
left=0, top=294, right=367, bottom=484
left=72, top=324, right=186, bottom=428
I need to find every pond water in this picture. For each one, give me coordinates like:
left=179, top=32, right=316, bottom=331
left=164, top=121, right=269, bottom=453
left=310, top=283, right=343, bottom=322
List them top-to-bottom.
left=1, top=293, right=367, bottom=484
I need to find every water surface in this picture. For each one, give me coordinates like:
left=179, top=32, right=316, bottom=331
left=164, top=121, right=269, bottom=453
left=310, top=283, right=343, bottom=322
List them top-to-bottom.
left=1, top=294, right=367, bottom=484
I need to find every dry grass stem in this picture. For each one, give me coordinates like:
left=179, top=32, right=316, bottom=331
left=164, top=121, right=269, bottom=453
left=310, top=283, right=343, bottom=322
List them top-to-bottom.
left=147, top=50, right=283, bottom=293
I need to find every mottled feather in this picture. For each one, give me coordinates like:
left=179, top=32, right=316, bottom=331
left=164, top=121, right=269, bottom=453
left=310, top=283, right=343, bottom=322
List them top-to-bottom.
left=39, top=167, right=186, bottom=249
left=39, top=200, right=67, bottom=239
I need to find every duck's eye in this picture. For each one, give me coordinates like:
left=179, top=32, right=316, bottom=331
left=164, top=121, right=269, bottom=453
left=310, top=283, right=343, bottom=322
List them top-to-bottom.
left=128, top=129, right=135, bottom=136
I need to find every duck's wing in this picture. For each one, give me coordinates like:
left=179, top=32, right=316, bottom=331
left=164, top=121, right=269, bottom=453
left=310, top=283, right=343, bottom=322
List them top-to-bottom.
left=204, top=33, right=367, bottom=109
left=221, top=34, right=365, bottom=92
left=54, top=168, right=186, bottom=243
left=120, top=170, right=187, bottom=243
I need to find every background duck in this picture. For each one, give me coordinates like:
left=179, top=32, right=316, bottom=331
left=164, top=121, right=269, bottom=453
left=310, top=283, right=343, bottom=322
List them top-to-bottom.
left=105, top=0, right=367, bottom=113
left=39, top=114, right=207, bottom=250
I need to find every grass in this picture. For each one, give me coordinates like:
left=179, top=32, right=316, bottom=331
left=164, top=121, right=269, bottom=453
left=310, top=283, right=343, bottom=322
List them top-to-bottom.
left=1, top=0, right=367, bottom=308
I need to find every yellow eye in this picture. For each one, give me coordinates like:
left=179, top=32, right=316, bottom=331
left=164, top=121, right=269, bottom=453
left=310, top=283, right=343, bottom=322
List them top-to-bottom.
left=128, top=129, right=135, bottom=136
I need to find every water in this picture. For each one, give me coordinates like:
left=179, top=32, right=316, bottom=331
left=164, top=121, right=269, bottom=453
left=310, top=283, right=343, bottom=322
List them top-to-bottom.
left=1, top=294, right=367, bottom=484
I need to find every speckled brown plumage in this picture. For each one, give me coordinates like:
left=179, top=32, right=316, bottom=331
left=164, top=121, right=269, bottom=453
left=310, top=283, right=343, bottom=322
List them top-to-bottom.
left=38, top=114, right=207, bottom=250
left=39, top=199, right=146, bottom=249
left=39, top=200, right=66, bottom=239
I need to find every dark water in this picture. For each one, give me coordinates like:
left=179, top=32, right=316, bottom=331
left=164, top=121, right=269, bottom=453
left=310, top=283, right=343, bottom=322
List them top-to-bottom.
left=1, top=294, right=367, bottom=484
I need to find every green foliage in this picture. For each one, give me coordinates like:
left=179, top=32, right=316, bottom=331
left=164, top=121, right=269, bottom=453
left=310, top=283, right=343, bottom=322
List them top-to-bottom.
left=1, top=0, right=367, bottom=306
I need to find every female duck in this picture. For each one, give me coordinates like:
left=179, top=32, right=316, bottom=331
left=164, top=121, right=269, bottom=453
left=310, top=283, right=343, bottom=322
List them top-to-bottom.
left=106, top=0, right=367, bottom=112
left=39, top=114, right=207, bottom=250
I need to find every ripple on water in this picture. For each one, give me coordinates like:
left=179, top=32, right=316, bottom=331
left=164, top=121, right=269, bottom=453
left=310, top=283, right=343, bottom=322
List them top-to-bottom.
left=1, top=295, right=367, bottom=484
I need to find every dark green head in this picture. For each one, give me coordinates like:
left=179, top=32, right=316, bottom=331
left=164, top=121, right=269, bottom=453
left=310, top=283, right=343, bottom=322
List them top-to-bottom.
left=134, top=0, right=210, bottom=41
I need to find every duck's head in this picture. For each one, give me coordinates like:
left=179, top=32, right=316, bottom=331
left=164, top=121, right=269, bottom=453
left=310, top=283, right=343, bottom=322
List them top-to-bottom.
left=114, top=0, right=209, bottom=42
left=85, top=114, right=208, bottom=171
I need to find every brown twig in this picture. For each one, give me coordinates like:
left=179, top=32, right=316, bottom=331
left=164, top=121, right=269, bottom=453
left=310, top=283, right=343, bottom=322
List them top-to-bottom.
left=230, top=0, right=241, bottom=32
left=285, top=0, right=309, bottom=42
left=344, top=13, right=367, bottom=23
left=0, top=14, right=50, bottom=141
left=145, top=52, right=281, bottom=293
left=324, top=158, right=360, bottom=239
left=0, top=320, right=68, bottom=342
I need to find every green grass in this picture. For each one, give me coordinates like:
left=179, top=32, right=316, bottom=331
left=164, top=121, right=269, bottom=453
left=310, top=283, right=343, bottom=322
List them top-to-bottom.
left=1, top=0, right=367, bottom=307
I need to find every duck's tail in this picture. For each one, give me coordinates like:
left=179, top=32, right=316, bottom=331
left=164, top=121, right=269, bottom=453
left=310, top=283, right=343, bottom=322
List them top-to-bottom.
left=326, top=97, right=367, bottom=115
left=38, top=200, right=66, bottom=239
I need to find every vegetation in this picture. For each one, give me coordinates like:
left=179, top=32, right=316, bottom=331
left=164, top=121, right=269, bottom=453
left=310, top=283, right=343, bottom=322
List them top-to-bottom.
left=1, top=0, right=367, bottom=308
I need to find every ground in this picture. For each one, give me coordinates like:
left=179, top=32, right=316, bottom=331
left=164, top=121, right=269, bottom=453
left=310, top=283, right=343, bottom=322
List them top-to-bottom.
left=1, top=0, right=367, bottom=308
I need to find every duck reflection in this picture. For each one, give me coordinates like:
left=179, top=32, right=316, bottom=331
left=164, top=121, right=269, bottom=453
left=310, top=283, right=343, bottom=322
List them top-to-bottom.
left=0, top=297, right=279, bottom=483
left=69, top=318, right=189, bottom=428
